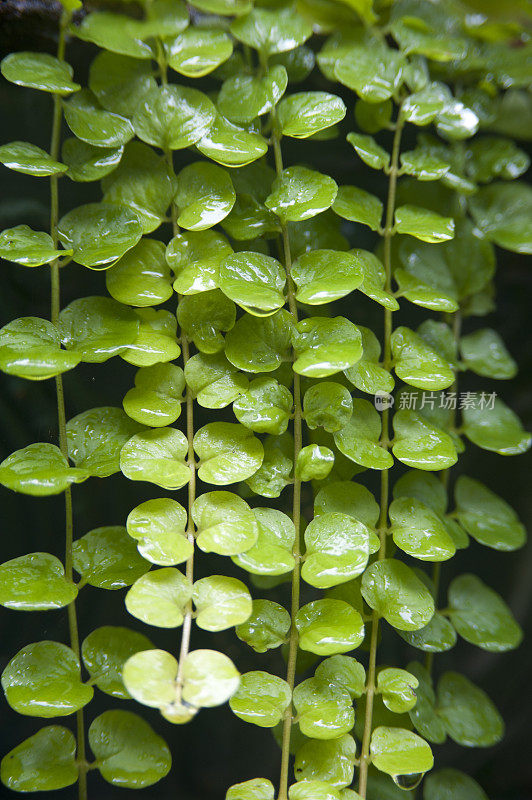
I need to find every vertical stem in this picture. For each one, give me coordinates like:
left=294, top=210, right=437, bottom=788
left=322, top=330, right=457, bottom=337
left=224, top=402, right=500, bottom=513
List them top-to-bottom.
left=49, top=12, right=87, bottom=800
left=358, top=113, right=404, bottom=799
left=270, top=118, right=302, bottom=800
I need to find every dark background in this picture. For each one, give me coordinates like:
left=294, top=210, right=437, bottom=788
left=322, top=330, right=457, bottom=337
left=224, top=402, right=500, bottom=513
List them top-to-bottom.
left=0, top=4, right=531, bottom=799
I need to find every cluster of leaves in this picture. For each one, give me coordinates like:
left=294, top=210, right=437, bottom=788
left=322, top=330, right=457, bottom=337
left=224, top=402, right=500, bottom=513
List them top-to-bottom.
left=0, top=0, right=531, bottom=798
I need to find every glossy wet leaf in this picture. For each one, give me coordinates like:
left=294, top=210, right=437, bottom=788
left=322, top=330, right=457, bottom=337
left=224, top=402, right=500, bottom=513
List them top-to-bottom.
left=230, top=6, right=311, bottom=55
left=75, top=12, right=154, bottom=59
left=167, top=28, right=232, bottom=77
left=334, top=34, right=404, bottom=103
left=89, top=51, right=156, bottom=116
left=1, top=52, right=80, bottom=94
left=217, top=66, right=287, bottom=124
left=400, top=82, right=449, bottom=126
left=133, top=85, right=216, bottom=150
left=62, top=89, right=134, bottom=148
left=277, top=92, right=346, bottom=138
left=197, top=113, right=268, bottom=168
left=347, top=132, right=389, bottom=170
left=61, top=138, right=123, bottom=182
left=0, top=141, right=66, bottom=176
left=400, top=149, right=450, bottom=181
left=175, top=162, right=235, bottom=231
left=265, top=167, right=337, bottom=223
left=469, top=182, right=532, bottom=253
left=333, top=186, right=383, bottom=231
left=221, top=193, right=280, bottom=240
left=58, top=204, right=142, bottom=269
left=395, top=205, right=454, bottom=243
left=0, top=225, right=67, bottom=267
left=168, top=229, right=232, bottom=295
left=393, top=239, right=458, bottom=313
left=293, top=249, right=363, bottom=304
left=355, top=250, right=399, bottom=310
left=219, top=252, right=285, bottom=315
left=178, top=290, right=235, bottom=354
left=60, top=297, right=139, bottom=363
left=122, top=307, right=179, bottom=368
left=225, top=310, right=293, bottom=373
left=0, top=317, right=80, bottom=381
left=293, top=317, right=362, bottom=378
left=344, top=326, right=395, bottom=396
left=391, top=327, right=454, bottom=390
left=460, top=328, right=517, bottom=379
left=185, top=352, right=248, bottom=409
left=124, top=363, right=184, bottom=428
left=234, top=377, right=292, bottom=435
left=303, top=382, right=352, bottom=434
left=462, top=398, right=531, bottom=455
left=334, top=400, right=393, bottom=470
left=67, top=406, right=143, bottom=477
left=392, top=410, right=458, bottom=471
left=194, top=422, right=263, bottom=484
left=120, top=427, right=190, bottom=490
left=245, top=432, right=294, bottom=498
left=0, top=443, right=88, bottom=496
left=296, top=444, right=334, bottom=481
left=455, top=475, right=526, bottom=551
left=314, top=481, right=380, bottom=532
left=192, top=491, right=257, bottom=556
left=127, top=497, right=189, bottom=566
left=389, top=498, right=456, bottom=562
left=233, top=507, right=296, bottom=575
left=303, top=512, right=371, bottom=589
left=73, top=526, right=150, bottom=590
left=0, top=553, right=77, bottom=610
left=362, top=559, right=435, bottom=631
left=125, top=568, right=191, bottom=628
left=448, top=574, right=522, bottom=652
left=193, top=575, right=251, bottom=631
left=235, top=599, right=291, bottom=652
left=295, top=599, right=365, bottom=655
left=399, top=613, right=457, bottom=654
left=81, top=626, right=153, bottom=699
left=2, top=641, right=92, bottom=717
left=123, top=648, right=183, bottom=709
left=181, top=649, right=240, bottom=708
left=315, top=655, right=366, bottom=700
left=406, top=662, right=446, bottom=744
left=377, top=668, right=419, bottom=714
left=230, top=671, right=291, bottom=727
left=436, top=672, right=504, bottom=747
left=293, top=677, right=355, bottom=739
left=89, top=710, right=171, bottom=788
left=0, top=727, right=78, bottom=792
left=370, top=727, right=433, bottom=778
left=295, top=735, right=357, bottom=789
left=423, top=768, right=489, bottom=800
left=226, top=778, right=275, bottom=800
left=290, top=781, right=342, bottom=800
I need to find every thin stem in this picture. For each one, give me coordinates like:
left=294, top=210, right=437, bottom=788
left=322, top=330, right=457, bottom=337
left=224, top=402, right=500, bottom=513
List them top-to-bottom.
left=49, top=12, right=87, bottom=800
left=270, top=111, right=302, bottom=800
left=358, top=112, right=404, bottom=800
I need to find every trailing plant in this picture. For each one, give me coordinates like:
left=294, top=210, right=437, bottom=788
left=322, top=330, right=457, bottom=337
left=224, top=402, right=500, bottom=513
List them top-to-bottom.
left=0, top=1, right=531, bottom=799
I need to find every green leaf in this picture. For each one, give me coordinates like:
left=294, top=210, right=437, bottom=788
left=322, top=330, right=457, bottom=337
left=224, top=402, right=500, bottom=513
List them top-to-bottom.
left=134, top=0, right=189, bottom=38
left=230, top=7, right=312, bottom=55
left=75, top=12, right=154, bottom=60
left=167, top=28, right=232, bottom=77
left=334, top=30, right=404, bottom=102
left=89, top=51, right=156, bottom=116
left=1, top=52, right=80, bottom=93
left=217, top=66, right=288, bottom=124
left=400, top=82, right=449, bottom=125
left=133, top=85, right=216, bottom=150
left=62, top=89, right=133, bottom=148
left=277, top=92, right=346, bottom=138
left=354, top=98, right=393, bottom=134
left=197, top=113, right=268, bottom=168
left=347, top=132, right=389, bottom=170
left=467, top=136, right=530, bottom=184
left=62, top=138, right=123, bottom=182
left=0, top=141, right=66, bottom=176
left=102, top=142, right=176, bottom=234
left=400, top=149, right=450, bottom=181
left=174, top=161, right=235, bottom=231
left=265, top=167, right=338, bottom=223
left=469, top=182, right=532, bottom=253
left=333, top=186, right=383, bottom=231
left=221, top=193, right=280, bottom=240
left=58, top=204, right=142, bottom=269
left=395, top=206, right=454, bottom=243
left=288, top=211, right=349, bottom=258
left=0, top=225, right=67, bottom=267
left=168, top=229, right=232, bottom=294
left=105, top=240, right=172, bottom=307
left=393, top=240, right=458, bottom=313
left=292, top=250, right=363, bottom=304
left=355, top=250, right=399, bottom=310
left=219, top=252, right=285, bottom=315
left=178, top=290, right=236, bottom=354
left=60, top=297, right=140, bottom=362
left=225, top=310, right=294, bottom=373
left=0, top=317, right=80, bottom=381
left=293, top=317, right=362, bottom=378
left=344, top=326, right=395, bottom=396
left=391, top=327, right=454, bottom=390
left=460, top=328, right=517, bottom=379
left=185, top=352, right=248, bottom=409
left=124, top=363, right=184, bottom=427
left=234, top=377, right=292, bottom=435
left=303, top=382, right=353, bottom=433
left=462, top=398, right=531, bottom=455
left=334, top=400, right=393, bottom=470
left=67, top=406, right=143, bottom=477
left=392, top=410, right=457, bottom=470
left=194, top=422, right=263, bottom=484
left=120, top=427, right=190, bottom=489
left=246, top=433, right=294, bottom=498
left=0, top=443, right=88, bottom=496
left=296, top=444, right=334, bottom=481
left=455, top=475, right=526, bottom=551
left=314, top=481, right=379, bottom=530
left=192, top=491, right=258, bottom=556
left=389, top=497, right=456, bottom=562
left=127, top=498, right=189, bottom=566
left=233, top=507, right=296, bottom=575
left=303, top=512, right=371, bottom=588
left=73, top=526, right=150, bottom=590
left=0, top=552, right=77, bottom=610
left=361, top=559, right=435, bottom=631
left=125, top=568, right=191, bottom=628
left=448, top=574, right=523, bottom=652
left=193, top=575, right=252, bottom=631
left=236, top=599, right=291, bottom=652
left=295, top=599, right=365, bottom=655
left=399, top=614, right=457, bottom=654
left=81, top=625, right=153, bottom=699
left=2, top=640, right=92, bottom=717
left=122, top=648, right=183, bottom=710
left=180, top=649, right=240, bottom=708
left=315, top=655, right=366, bottom=699
left=406, top=662, right=446, bottom=744
left=377, top=668, right=419, bottom=714
left=230, top=671, right=291, bottom=727
left=436, top=672, right=504, bottom=747
left=293, top=677, right=355, bottom=739
left=89, top=710, right=171, bottom=788
left=0, top=727, right=77, bottom=792
left=370, top=727, right=433, bottom=779
left=296, top=734, right=356, bottom=788
left=423, top=768, right=489, bottom=800
left=226, top=778, right=275, bottom=800
left=290, top=781, right=342, bottom=800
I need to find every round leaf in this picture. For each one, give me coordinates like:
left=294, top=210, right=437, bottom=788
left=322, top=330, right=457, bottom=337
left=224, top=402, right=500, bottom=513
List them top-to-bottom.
left=1, top=52, right=80, bottom=94
left=133, top=85, right=216, bottom=150
left=277, top=92, right=346, bottom=138
left=0, top=141, right=66, bottom=176
left=175, top=161, right=236, bottom=231
left=265, top=167, right=338, bottom=223
left=58, top=204, right=143, bottom=269
left=293, top=250, right=363, bottom=304
left=219, top=252, right=286, bottom=315
left=0, top=317, right=80, bottom=381
left=67, top=406, right=143, bottom=477
left=193, top=422, right=263, bottom=484
left=120, top=427, right=190, bottom=490
left=0, top=443, right=88, bottom=496
left=454, top=475, right=526, bottom=551
left=193, top=491, right=258, bottom=556
left=127, top=498, right=190, bottom=566
left=303, top=513, right=372, bottom=588
left=73, top=526, right=150, bottom=590
left=0, top=552, right=77, bottom=611
left=361, top=560, right=435, bottom=631
left=125, top=568, right=192, bottom=628
left=448, top=574, right=523, bottom=652
left=193, top=575, right=252, bottom=631
left=235, top=599, right=291, bottom=652
left=295, top=599, right=365, bottom=655
left=81, top=625, right=153, bottom=699
left=230, top=671, right=291, bottom=727
left=436, top=672, right=504, bottom=747
left=0, top=727, right=77, bottom=792
left=370, top=727, right=433, bottom=779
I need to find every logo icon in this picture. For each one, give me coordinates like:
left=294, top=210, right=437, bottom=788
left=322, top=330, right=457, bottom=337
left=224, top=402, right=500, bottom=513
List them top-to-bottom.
left=374, top=391, right=394, bottom=411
